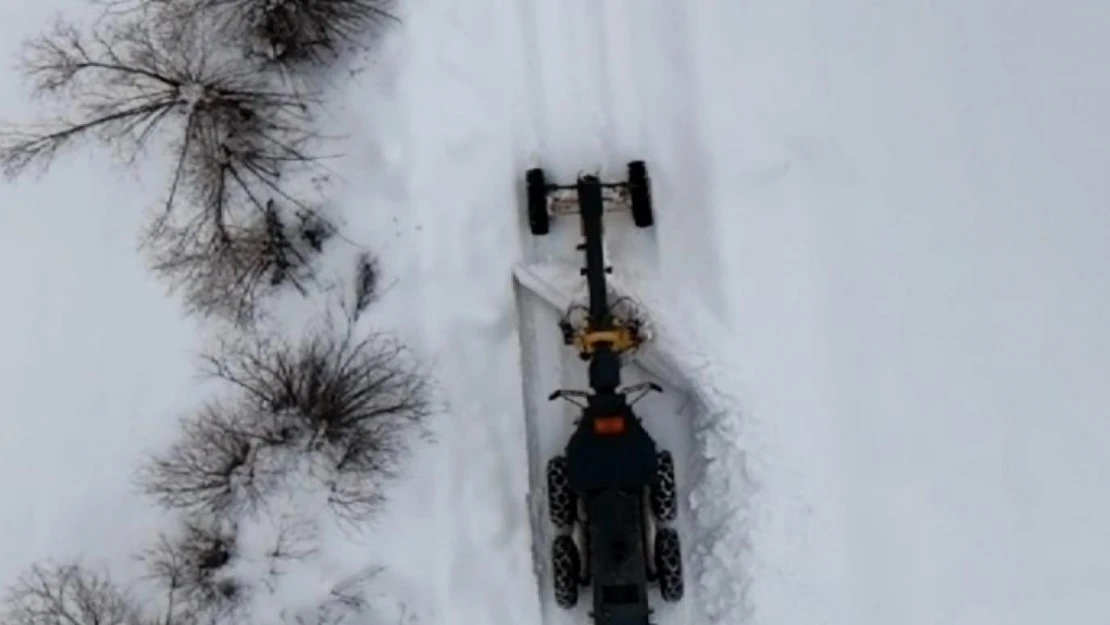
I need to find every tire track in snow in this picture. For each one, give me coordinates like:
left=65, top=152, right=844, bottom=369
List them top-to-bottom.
left=512, top=0, right=596, bottom=622
left=512, top=0, right=608, bottom=622
left=520, top=0, right=592, bottom=175
left=587, top=0, right=644, bottom=174
left=597, top=0, right=666, bottom=284
left=622, top=0, right=734, bottom=328
left=397, top=2, right=541, bottom=624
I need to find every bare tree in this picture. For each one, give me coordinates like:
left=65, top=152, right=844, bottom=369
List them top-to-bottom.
left=154, top=0, right=399, bottom=69
left=0, top=11, right=339, bottom=326
left=0, top=14, right=323, bottom=233
left=146, top=199, right=335, bottom=326
left=139, top=319, right=434, bottom=523
left=202, top=321, right=435, bottom=521
left=136, top=398, right=294, bottom=518
left=138, top=508, right=332, bottom=625
left=139, top=515, right=244, bottom=623
left=261, top=515, right=320, bottom=579
left=2, top=557, right=391, bottom=625
left=2, top=562, right=145, bottom=625
left=281, top=567, right=380, bottom=625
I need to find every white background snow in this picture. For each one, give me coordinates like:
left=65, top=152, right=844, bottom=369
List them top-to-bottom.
left=3, top=1, right=1110, bottom=624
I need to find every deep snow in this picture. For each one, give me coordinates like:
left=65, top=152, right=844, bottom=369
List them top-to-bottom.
left=0, top=0, right=203, bottom=588
left=4, top=0, right=1110, bottom=625
left=802, top=3, right=1110, bottom=622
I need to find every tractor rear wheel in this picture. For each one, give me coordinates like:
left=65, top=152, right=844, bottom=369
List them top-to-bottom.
left=627, top=160, right=654, bottom=228
left=526, top=168, right=550, bottom=235
left=654, top=528, right=684, bottom=602
left=552, top=535, right=581, bottom=608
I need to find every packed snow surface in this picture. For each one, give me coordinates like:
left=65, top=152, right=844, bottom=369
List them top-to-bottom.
left=3, top=0, right=1110, bottom=624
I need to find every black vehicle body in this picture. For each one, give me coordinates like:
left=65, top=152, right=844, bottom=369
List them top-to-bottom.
left=525, top=162, right=683, bottom=625
left=567, top=391, right=658, bottom=625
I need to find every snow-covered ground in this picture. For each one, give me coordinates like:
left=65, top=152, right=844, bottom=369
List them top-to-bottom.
left=0, top=0, right=202, bottom=587
left=4, top=0, right=1110, bottom=624
left=803, top=4, right=1110, bottom=623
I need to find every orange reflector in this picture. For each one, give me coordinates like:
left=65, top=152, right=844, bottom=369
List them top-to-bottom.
left=593, top=415, right=626, bottom=435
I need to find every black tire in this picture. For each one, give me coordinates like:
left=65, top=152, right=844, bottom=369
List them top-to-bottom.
left=627, top=160, right=654, bottom=228
left=526, top=167, right=550, bottom=235
left=650, top=450, right=678, bottom=523
left=547, top=456, right=576, bottom=528
left=654, top=528, right=684, bottom=602
left=552, top=535, right=581, bottom=608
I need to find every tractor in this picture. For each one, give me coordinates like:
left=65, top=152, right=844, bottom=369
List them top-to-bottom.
left=525, top=162, right=684, bottom=625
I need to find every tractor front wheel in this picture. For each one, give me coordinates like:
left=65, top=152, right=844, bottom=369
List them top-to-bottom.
left=627, top=160, right=654, bottom=228
left=526, top=168, right=550, bottom=235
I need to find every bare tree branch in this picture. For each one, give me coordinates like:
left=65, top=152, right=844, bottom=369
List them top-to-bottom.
left=175, top=0, right=400, bottom=68
left=1, top=9, right=355, bottom=327
left=0, top=14, right=324, bottom=228
left=145, top=199, right=334, bottom=326
left=352, top=251, right=380, bottom=320
left=139, top=319, right=433, bottom=524
left=204, top=323, right=433, bottom=461
left=136, top=398, right=295, bottom=517
left=262, top=514, right=320, bottom=579
left=138, top=515, right=244, bottom=624
left=2, top=562, right=144, bottom=625
left=282, top=566, right=380, bottom=625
